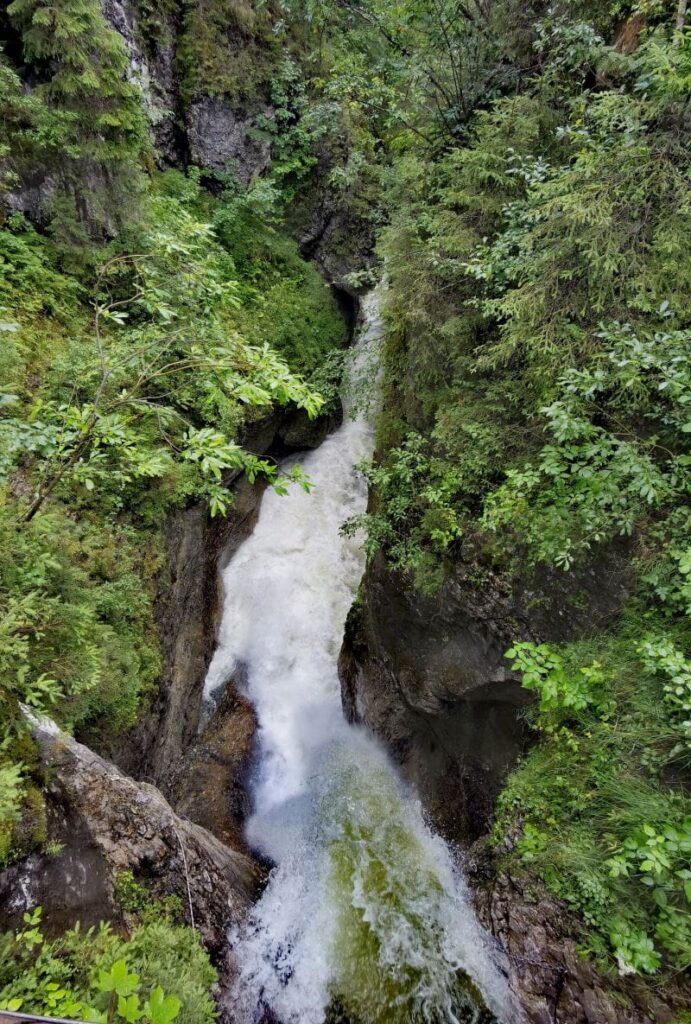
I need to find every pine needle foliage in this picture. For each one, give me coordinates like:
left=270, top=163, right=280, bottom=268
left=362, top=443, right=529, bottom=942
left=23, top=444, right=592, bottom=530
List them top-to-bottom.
left=4, top=0, right=149, bottom=234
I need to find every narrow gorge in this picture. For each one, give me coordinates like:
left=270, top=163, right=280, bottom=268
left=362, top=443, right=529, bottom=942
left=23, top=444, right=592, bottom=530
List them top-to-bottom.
left=0, top=2, right=689, bottom=1024
left=200, top=297, right=519, bottom=1024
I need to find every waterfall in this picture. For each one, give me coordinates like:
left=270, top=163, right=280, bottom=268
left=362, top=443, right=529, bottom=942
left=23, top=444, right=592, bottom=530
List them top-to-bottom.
left=204, top=293, right=521, bottom=1024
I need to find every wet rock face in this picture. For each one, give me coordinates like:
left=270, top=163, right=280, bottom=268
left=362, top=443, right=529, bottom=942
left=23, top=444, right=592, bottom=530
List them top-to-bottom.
left=7, top=0, right=272, bottom=215
left=102, top=0, right=180, bottom=164
left=103, top=0, right=275, bottom=179
left=187, top=98, right=273, bottom=183
left=3, top=166, right=57, bottom=226
left=299, top=197, right=376, bottom=298
left=277, top=402, right=344, bottom=451
left=121, top=468, right=269, bottom=789
left=339, top=546, right=630, bottom=843
left=339, top=553, right=530, bottom=843
left=172, top=668, right=257, bottom=852
left=0, top=717, right=260, bottom=953
left=0, top=805, right=115, bottom=937
left=468, top=842, right=691, bottom=1024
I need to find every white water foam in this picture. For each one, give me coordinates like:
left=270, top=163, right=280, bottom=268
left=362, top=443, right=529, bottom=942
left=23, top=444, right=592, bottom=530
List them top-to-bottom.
left=204, top=293, right=522, bottom=1024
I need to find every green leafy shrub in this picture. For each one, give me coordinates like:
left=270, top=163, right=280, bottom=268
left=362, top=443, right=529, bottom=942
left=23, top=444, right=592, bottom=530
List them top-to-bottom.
left=2, top=188, right=324, bottom=525
left=482, top=321, right=691, bottom=571
left=345, top=431, right=463, bottom=592
left=0, top=506, right=161, bottom=745
left=495, top=625, right=691, bottom=974
left=638, top=639, right=691, bottom=756
left=506, top=643, right=609, bottom=723
left=0, top=907, right=216, bottom=1023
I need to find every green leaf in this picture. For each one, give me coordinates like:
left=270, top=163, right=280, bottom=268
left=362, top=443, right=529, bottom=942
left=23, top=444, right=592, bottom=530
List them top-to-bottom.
left=97, top=959, right=139, bottom=998
left=143, top=987, right=181, bottom=1024
left=118, top=993, right=144, bottom=1022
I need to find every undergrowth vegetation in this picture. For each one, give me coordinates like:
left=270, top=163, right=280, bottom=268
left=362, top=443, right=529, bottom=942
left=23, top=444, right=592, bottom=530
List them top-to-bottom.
left=497, top=626, right=690, bottom=974
left=0, top=894, right=217, bottom=1023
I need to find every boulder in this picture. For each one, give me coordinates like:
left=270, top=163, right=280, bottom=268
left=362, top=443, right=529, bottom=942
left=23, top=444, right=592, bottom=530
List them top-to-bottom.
left=278, top=402, right=344, bottom=451
left=0, top=716, right=260, bottom=954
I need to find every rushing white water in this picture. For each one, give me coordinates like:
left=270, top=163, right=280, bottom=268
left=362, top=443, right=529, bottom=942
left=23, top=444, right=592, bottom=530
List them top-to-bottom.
left=204, top=294, right=521, bottom=1024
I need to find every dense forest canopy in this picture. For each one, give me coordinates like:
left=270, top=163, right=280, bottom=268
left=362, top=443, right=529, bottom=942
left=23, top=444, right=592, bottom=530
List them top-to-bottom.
left=0, top=0, right=689, bottom=1018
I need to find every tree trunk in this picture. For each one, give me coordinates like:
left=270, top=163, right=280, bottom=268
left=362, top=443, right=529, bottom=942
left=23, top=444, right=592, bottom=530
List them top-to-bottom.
left=676, top=0, right=688, bottom=36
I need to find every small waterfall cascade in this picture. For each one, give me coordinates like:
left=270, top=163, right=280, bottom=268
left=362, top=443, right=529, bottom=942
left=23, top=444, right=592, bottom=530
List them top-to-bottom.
left=204, top=293, right=522, bottom=1024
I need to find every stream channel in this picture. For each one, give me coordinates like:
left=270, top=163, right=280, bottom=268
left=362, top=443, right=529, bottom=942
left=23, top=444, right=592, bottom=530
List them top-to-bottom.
left=203, top=294, right=523, bottom=1024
